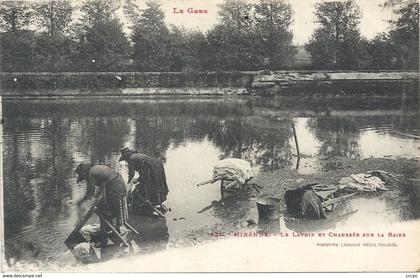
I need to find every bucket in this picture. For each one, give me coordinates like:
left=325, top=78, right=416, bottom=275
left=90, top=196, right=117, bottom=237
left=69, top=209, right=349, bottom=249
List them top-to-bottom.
left=256, top=197, right=280, bottom=220
left=258, top=218, right=280, bottom=233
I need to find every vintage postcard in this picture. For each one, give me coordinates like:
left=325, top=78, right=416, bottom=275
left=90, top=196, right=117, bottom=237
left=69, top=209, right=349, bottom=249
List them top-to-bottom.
left=0, top=0, right=419, bottom=273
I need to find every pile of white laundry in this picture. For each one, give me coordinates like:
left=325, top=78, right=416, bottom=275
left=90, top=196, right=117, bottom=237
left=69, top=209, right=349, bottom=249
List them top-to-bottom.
left=212, top=158, right=259, bottom=185
left=338, top=170, right=394, bottom=192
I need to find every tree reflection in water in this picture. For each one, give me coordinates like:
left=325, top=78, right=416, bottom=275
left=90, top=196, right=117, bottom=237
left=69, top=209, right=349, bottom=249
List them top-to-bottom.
left=395, top=81, right=419, bottom=134
left=3, top=95, right=417, bottom=262
left=3, top=99, right=294, bottom=260
left=128, top=101, right=294, bottom=170
left=307, top=116, right=361, bottom=170
left=78, top=117, right=130, bottom=164
left=208, top=117, right=294, bottom=171
left=34, top=118, right=74, bottom=222
left=3, top=121, right=36, bottom=238
left=129, top=215, right=169, bottom=253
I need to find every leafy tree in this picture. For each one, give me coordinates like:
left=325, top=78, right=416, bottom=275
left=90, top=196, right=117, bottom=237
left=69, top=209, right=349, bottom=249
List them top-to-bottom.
left=31, top=0, right=75, bottom=71
left=33, top=0, right=73, bottom=37
left=75, top=0, right=130, bottom=71
left=79, top=0, right=120, bottom=26
left=122, top=0, right=140, bottom=30
left=207, top=0, right=258, bottom=70
left=207, top=0, right=295, bottom=70
left=217, top=0, right=254, bottom=29
left=253, top=0, right=296, bottom=69
left=305, top=0, right=366, bottom=69
left=362, top=0, right=418, bottom=70
left=388, top=0, right=419, bottom=70
left=0, top=1, right=32, bottom=34
left=131, top=1, right=171, bottom=71
left=0, top=2, right=34, bottom=71
left=166, top=25, right=189, bottom=71
left=167, top=26, right=208, bottom=71
left=183, top=30, right=208, bottom=71
left=0, top=31, right=35, bottom=71
left=365, top=33, right=399, bottom=70
left=33, top=34, right=76, bottom=71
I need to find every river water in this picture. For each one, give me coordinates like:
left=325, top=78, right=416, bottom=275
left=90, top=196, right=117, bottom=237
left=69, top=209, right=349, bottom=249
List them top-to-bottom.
left=2, top=95, right=419, bottom=264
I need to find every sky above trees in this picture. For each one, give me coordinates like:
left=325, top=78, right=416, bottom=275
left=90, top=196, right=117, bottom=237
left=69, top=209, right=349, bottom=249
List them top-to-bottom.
left=19, top=0, right=396, bottom=44
left=147, top=0, right=395, bottom=44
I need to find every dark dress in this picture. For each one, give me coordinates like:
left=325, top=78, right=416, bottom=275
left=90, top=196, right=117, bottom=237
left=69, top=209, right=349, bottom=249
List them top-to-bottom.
left=127, top=153, right=169, bottom=206
left=285, top=186, right=327, bottom=219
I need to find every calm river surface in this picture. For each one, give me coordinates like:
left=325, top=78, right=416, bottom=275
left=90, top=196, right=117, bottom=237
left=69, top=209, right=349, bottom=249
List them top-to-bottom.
left=2, top=96, right=419, bottom=263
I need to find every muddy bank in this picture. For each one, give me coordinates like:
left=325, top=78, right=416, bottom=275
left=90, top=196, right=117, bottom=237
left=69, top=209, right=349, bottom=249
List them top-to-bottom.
left=4, top=157, right=419, bottom=271
left=65, top=157, right=420, bottom=253
left=177, top=157, right=419, bottom=246
left=254, top=157, right=419, bottom=201
left=7, top=158, right=420, bottom=271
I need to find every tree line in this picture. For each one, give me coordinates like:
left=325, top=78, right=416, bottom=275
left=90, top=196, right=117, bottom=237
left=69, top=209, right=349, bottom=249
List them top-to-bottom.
left=0, top=0, right=418, bottom=72
left=306, top=0, right=418, bottom=70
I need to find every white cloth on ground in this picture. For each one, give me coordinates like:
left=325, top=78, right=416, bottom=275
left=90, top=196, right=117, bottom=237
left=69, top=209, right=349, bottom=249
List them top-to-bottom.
left=212, top=158, right=258, bottom=184
left=338, top=173, right=388, bottom=192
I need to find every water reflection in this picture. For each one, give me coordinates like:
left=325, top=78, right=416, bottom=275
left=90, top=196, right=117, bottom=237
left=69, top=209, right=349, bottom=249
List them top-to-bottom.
left=397, top=82, right=420, bottom=135
left=2, top=95, right=419, bottom=263
left=307, top=116, right=361, bottom=171
left=208, top=117, right=294, bottom=171
left=35, top=118, right=74, bottom=222
left=79, top=118, right=130, bottom=164
left=3, top=130, right=36, bottom=238
left=284, top=187, right=419, bottom=233
left=210, top=191, right=254, bottom=224
left=284, top=201, right=359, bottom=232
left=129, top=215, right=169, bottom=252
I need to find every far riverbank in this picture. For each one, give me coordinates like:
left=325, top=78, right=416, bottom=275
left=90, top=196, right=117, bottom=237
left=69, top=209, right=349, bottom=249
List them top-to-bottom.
left=0, top=71, right=418, bottom=97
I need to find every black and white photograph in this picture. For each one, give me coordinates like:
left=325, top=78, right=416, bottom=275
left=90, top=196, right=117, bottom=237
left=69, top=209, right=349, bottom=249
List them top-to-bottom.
left=0, top=0, right=419, bottom=273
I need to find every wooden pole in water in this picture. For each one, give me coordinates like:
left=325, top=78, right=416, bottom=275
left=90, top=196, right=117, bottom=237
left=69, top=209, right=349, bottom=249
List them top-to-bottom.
left=291, top=122, right=300, bottom=157
left=295, top=156, right=300, bottom=170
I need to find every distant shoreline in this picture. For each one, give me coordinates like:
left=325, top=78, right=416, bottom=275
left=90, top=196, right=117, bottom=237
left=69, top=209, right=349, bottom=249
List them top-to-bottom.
left=0, top=71, right=418, bottom=96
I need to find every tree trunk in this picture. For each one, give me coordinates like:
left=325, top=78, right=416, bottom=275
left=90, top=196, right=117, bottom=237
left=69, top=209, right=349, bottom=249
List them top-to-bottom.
left=50, top=1, right=54, bottom=37
left=11, top=9, right=17, bottom=35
